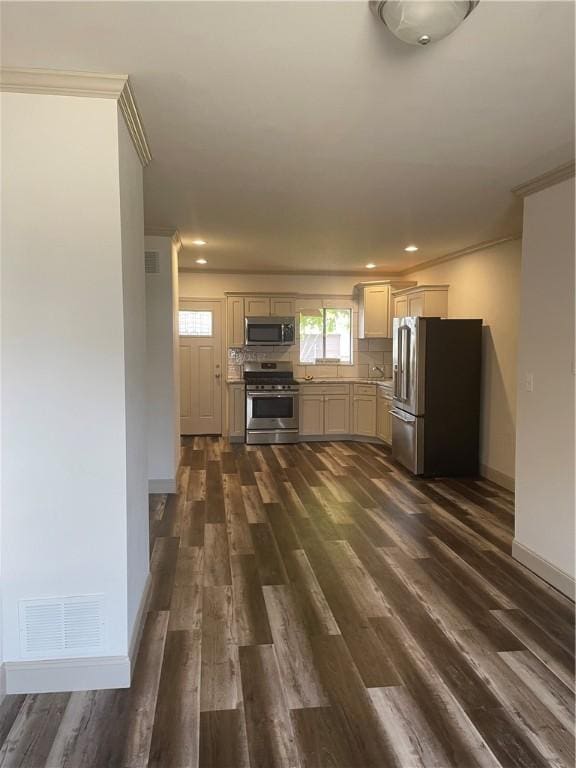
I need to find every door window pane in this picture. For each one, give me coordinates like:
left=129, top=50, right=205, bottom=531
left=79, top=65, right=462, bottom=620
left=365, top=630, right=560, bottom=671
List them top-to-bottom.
left=179, top=310, right=213, bottom=336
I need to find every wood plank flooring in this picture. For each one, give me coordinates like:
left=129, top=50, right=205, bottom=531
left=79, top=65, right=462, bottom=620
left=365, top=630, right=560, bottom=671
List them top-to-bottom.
left=1, top=437, right=574, bottom=767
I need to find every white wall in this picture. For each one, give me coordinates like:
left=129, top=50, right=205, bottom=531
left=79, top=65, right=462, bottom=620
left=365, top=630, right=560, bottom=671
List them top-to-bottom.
left=1, top=92, right=148, bottom=689
left=118, top=113, right=149, bottom=643
left=514, top=178, right=575, bottom=596
left=145, top=235, right=180, bottom=492
left=407, top=240, right=521, bottom=489
left=179, top=271, right=371, bottom=298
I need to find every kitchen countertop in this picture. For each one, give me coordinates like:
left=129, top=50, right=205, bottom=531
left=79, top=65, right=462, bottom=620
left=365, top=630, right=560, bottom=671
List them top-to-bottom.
left=227, top=377, right=393, bottom=387
left=297, top=377, right=393, bottom=386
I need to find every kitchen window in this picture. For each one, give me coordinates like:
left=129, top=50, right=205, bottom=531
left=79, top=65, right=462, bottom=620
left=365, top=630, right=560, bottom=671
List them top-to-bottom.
left=299, top=308, right=352, bottom=364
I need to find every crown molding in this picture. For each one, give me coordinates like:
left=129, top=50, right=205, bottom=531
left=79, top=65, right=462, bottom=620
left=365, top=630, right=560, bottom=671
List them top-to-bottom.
left=0, top=67, right=151, bottom=167
left=118, top=80, right=151, bottom=167
left=512, top=161, right=575, bottom=198
left=145, top=226, right=178, bottom=238
left=145, top=227, right=182, bottom=251
left=398, top=234, right=522, bottom=276
left=178, top=266, right=399, bottom=277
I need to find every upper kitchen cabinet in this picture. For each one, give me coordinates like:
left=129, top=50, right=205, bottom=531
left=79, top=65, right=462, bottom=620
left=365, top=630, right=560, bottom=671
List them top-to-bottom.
left=356, top=281, right=415, bottom=338
left=392, top=285, right=449, bottom=319
left=227, top=296, right=245, bottom=347
left=243, top=296, right=296, bottom=317
left=244, top=297, right=271, bottom=316
left=271, top=298, right=295, bottom=316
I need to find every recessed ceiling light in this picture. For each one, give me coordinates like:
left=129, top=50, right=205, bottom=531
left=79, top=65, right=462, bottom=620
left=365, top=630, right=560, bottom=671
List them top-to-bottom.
left=191, top=239, right=207, bottom=246
left=404, top=245, right=418, bottom=252
left=195, top=258, right=207, bottom=265
left=365, top=263, right=377, bottom=269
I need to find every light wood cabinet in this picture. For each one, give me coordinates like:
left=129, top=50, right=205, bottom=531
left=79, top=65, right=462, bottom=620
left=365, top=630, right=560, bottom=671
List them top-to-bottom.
left=356, top=281, right=416, bottom=339
left=359, top=284, right=390, bottom=338
left=392, top=285, right=449, bottom=319
left=393, top=295, right=408, bottom=318
left=227, top=297, right=245, bottom=347
left=244, top=297, right=271, bottom=316
left=271, top=298, right=295, bottom=316
left=228, top=383, right=245, bottom=439
left=352, top=383, right=377, bottom=437
left=299, top=384, right=351, bottom=436
left=377, top=390, right=392, bottom=444
left=300, top=394, right=325, bottom=436
left=324, top=394, right=350, bottom=434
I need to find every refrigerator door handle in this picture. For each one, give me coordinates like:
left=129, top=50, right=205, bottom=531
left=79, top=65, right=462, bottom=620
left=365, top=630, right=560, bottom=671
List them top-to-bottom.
left=399, top=325, right=410, bottom=401
left=390, top=408, right=415, bottom=423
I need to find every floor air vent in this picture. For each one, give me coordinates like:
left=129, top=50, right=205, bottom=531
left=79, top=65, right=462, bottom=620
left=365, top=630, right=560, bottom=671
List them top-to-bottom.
left=145, top=250, right=160, bottom=274
left=19, top=595, right=106, bottom=658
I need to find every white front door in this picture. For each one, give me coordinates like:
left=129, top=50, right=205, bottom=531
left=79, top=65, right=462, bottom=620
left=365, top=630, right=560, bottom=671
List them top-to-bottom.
left=179, top=299, right=223, bottom=435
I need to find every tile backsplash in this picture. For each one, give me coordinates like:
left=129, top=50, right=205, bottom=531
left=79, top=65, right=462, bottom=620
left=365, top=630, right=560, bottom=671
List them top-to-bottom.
left=227, top=337, right=392, bottom=381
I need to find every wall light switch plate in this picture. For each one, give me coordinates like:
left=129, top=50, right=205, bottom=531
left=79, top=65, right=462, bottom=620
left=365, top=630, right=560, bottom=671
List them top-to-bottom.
left=525, top=373, right=534, bottom=392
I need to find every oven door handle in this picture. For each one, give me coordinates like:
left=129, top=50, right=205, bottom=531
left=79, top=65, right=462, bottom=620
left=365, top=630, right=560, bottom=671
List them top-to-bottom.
left=247, top=392, right=297, bottom=398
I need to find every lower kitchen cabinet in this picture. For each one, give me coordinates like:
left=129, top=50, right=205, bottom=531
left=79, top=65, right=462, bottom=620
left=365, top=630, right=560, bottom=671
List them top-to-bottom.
left=228, top=383, right=245, bottom=438
left=352, top=383, right=377, bottom=437
left=377, top=390, right=393, bottom=444
left=300, top=394, right=325, bottom=436
left=324, top=394, right=350, bottom=434
left=353, top=395, right=377, bottom=437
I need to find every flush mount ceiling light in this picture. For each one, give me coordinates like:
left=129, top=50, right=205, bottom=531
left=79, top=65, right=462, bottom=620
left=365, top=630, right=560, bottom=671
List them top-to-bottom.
left=370, top=1, right=479, bottom=46
left=191, top=239, right=207, bottom=246
left=404, top=244, right=419, bottom=252
left=195, top=258, right=208, bottom=265
left=366, top=263, right=377, bottom=269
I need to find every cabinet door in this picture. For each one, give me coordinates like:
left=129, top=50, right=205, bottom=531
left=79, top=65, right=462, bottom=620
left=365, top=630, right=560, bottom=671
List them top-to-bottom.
left=363, top=285, right=390, bottom=338
left=408, top=292, right=425, bottom=317
left=393, top=296, right=408, bottom=318
left=227, top=297, right=245, bottom=347
left=244, top=297, right=271, bottom=316
left=271, top=298, right=295, bottom=316
left=229, top=385, right=245, bottom=437
left=324, top=394, right=349, bottom=435
left=300, top=395, right=324, bottom=436
left=377, top=395, right=392, bottom=444
left=353, top=396, right=377, bottom=437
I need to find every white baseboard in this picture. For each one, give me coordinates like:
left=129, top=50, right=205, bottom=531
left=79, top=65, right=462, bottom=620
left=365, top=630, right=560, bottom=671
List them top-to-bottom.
left=479, top=463, right=515, bottom=492
left=148, top=478, right=177, bottom=493
left=512, top=539, right=575, bottom=600
left=128, top=571, right=152, bottom=672
left=4, top=572, right=152, bottom=695
left=4, top=655, right=131, bottom=694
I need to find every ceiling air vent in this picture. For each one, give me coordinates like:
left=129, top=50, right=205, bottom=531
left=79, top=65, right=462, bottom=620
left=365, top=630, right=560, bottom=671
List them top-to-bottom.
left=145, top=251, right=160, bottom=274
left=19, top=595, right=106, bottom=658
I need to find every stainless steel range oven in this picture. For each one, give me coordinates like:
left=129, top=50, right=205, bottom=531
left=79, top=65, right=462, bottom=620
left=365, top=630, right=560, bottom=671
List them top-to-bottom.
left=244, top=362, right=299, bottom=444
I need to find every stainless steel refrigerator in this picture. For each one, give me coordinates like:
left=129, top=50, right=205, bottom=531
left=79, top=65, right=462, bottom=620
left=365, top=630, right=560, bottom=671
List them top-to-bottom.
left=391, top=316, right=482, bottom=476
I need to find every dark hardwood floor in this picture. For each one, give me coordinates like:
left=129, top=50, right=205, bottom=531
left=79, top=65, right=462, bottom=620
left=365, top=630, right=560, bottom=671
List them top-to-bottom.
left=1, top=438, right=574, bottom=767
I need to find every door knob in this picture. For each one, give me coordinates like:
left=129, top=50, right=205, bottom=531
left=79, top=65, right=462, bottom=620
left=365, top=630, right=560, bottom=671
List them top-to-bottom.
left=215, top=372, right=221, bottom=379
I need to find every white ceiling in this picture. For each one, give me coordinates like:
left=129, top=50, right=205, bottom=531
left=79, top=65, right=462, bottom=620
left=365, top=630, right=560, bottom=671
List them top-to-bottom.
left=2, top=1, right=574, bottom=273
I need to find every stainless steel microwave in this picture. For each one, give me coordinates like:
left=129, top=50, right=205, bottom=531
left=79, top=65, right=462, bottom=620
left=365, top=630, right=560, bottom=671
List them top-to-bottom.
left=245, top=316, right=295, bottom=346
